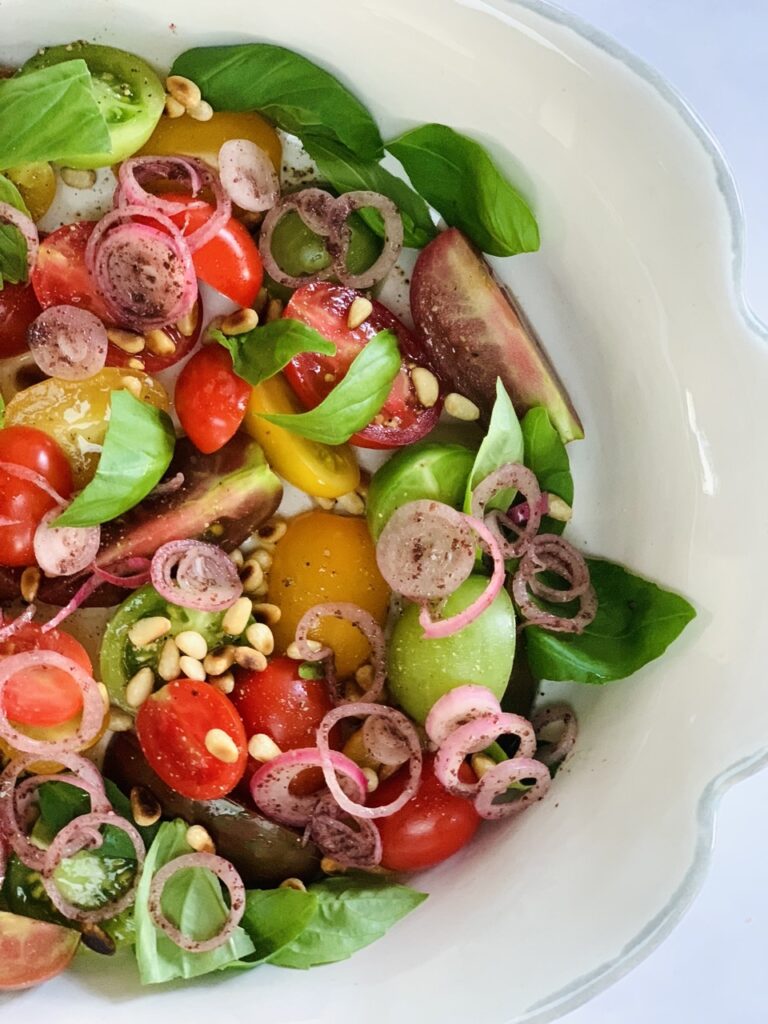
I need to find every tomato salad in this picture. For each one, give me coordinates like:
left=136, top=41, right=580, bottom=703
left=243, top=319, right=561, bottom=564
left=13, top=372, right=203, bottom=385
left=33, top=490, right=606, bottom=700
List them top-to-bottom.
left=0, top=40, right=696, bottom=989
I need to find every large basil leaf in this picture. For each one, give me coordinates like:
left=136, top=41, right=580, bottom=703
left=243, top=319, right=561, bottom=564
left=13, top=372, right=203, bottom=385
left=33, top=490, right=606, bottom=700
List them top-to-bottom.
left=171, top=44, right=383, bottom=161
left=388, top=123, right=539, bottom=257
left=0, top=174, right=30, bottom=289
left=213, top=319, right=335, bottom=388
left=464, top=378, right=523, bottom=513
left=54, top=390, right=175, bottom=527
left=521, top=406, right=573, bottom=535
left=526, top=558, right=696, bottom=684
left=36, top=779, right=159, bottom=856
left=239, top=888, right=319, bottom=963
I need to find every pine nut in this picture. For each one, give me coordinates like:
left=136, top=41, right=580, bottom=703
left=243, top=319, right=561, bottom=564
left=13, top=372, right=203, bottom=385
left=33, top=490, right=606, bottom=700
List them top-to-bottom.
left=166, top=75, right=202, bottom=110
left=164, top=93, right=185, bottom=118
left=188, top=100, right=213, bottom=122
left=60, top=166, right=97, bottom=189
left=347, top=296, right=373, bottom=330
left=265, top=297, right=283, bottom=323
left=176, top=303, right=199, bottom=337
left=220, top=308, right=258, bottom=336
left=107, top=328, right=145, bottom=354
left=144, top=329, right=176, bottom=357
left=127, top=357, right=145, bottom=371
left=411, top=366, right=439, bottom=408
left=120, top=375, right=142, bottom=399
left=444, top=392, right=480, bottom=421
left=335, top=490, right=365, bottom=516
left=547, top=494, right=573, bottom=523
left=314, top=496, right=335, bottom=510
left=257, top=519, right=287, bottom=544
left=229, top=548, right=245, bottom=569
left=253, top=548, right=273, bottom=571
left=240, top=559, right=264, bottom=594
left=20, top=566, right=40, bottom=603
left=222, top=596, right=252, bottom=636
left=252, top=603, right=281, bottom=626
left=128, top=616, right=171, bottom=647
left=245, top=622, right=274, bottom=655
left=175, top=630, right=208, bottom=660
left=157, top=638, right=181, bottom=681
left=286, top=639, right=321, bottom=660
left=204, top=646, right=236, bottom=676
left=233, top=646, right=267, bottom=672
left=179, top=655, right=206, bottom=681
left=354, top=664, right=374, bottom=690
left=125, top=667, right=155, bottom=708
left=210, top=671, right=235, bottom=694
left=344, top=680, right=364, bottom=702
left=97, top=682, right=109, bottom=711
left=108, top=707, right=133, bottom=733
left=205, top=728, right=240, bottom=763
left=343, top=728, right=380, bottom=770
left=247, top=733, right=282, bottom=762
left=471, top=753, right=496, bottom=779
left=362, top=767, right=379, bottom=793
left=130, top=785, right=161, bottom=827
left=186, top=824, right=215, bottom=854
left=320, top=857, right=346, bottom=874
left=279, top=877, right=306, bottom=892
left=81, top=922, right=116, bottom=957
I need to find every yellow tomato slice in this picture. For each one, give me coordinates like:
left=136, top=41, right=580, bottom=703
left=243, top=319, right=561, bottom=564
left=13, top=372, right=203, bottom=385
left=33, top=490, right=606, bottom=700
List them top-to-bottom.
left=138, top=111, right=282, bottom=172
left=6, top=162, right=56, bottom=222
left=244, top=374, right=360, bottom=499
left=268, top=509, right=390, bottom=679
left=0, top=703, right=109, bottom=775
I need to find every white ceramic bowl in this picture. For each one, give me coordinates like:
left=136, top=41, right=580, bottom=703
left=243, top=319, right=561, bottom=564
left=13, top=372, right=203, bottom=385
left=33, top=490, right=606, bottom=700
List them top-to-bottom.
left=2, top=1, right=767, bottom=1021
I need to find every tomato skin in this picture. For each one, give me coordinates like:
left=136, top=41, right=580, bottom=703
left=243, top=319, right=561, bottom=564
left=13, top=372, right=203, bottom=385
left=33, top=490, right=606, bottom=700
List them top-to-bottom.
left=138, top=110, right=282, bottom=174
left=31, top=221, right=112, bottom=322
left=0, top=283, right=41, bottom=358
left=283, top=283, right=441, bottom=448
left=175, top=345, right=251, bottom=453
left=0, top=426, right=73, bottom=567
left=0, top=621, right=90, bottom=727
left=136, top=679, right=248, bottom=800
left=372, top=755, right=481, bottom=872
left=0, top=911, right=80, bottom=990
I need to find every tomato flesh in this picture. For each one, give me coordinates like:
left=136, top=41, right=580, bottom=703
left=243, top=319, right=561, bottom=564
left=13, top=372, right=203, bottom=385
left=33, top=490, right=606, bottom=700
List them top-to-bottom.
left=31, top=221, right=112, bottom=322
left=283, top=282, right=441, bottom=448
left=0, top=283, right=41, bottom=358
left=175, top=344, right=251, bottom=453
left=0, top=621, right=90, bottom=727
left=136, top=679, right=248, bottom=800
left=0, top=911, right=79, bottom=990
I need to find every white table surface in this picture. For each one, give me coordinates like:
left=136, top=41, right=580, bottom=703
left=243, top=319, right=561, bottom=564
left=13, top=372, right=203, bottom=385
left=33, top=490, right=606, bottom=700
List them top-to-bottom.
left=553, top=2, right=768, bottom=1022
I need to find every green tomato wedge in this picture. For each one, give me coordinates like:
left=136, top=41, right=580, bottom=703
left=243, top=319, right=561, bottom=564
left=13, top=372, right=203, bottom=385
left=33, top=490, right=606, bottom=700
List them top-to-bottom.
left=22, top=42, right=164, bottom=169
left=387, top=576, right=516, bottom=723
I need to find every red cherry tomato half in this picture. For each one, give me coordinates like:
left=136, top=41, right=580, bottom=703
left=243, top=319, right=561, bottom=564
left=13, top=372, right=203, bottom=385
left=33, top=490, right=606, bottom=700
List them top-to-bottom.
left=164, top=193, right=263, bottom=308
left=31, top=221, right=112, bottom=322
left=283, top=282, right=441, bottom=449
left=0, top=283, right=41, bottom=358
left=105, top=309, right=201, bottom=373
left=175, top=344, right=251, bottom=453
left=0, top=426, right=73, bottom=567
left=0, top=621, right=91, bottom=728
left=136, top=678, right=248, bottom=800
left=371, top=754, right=481, bottom=872
left=0, top=912, right=80, bottom=991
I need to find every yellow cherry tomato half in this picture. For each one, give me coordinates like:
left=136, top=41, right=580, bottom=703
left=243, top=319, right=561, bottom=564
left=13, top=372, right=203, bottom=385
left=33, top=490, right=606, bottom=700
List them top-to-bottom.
left=138, top=111, right=282, bottom=172
left=6, top=163, right=57, bottom=222
left=5, top=367, right=169, bottom=488
left=244, top=374, right=360, bottom=499
left=268, top=509, right=390, bottom=679
left=0, top=702, right=110, bottom=775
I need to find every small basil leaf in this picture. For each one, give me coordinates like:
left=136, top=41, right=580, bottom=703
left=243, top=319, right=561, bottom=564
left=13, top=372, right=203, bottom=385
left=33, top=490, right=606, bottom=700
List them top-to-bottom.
left=171, top=44, right=383, bottom=162
left=0, top=60, right=111, bottom=169
left=388, top=123, right=539, bottom=257
left=303, top=136, right=437, bottom=249
left=0, top=173, right=31, bottom=289
left=213, top=320, right=336, bottom=388
left=259, top=329, right=401, bottom=445
left=464, top=379, right=523, bottom=514
left=54, top=390, right=175, bottom=527
left=521, top=406, right=573, bottom=535
left=526, top=559, right=696, bottom=684
left=298, top=661, right=324, bottom=680
left=36, top=779, right=158, bottom=858
left=269, top=874, right=427, bottom=969
left=239, top=888, right=318, bottom=962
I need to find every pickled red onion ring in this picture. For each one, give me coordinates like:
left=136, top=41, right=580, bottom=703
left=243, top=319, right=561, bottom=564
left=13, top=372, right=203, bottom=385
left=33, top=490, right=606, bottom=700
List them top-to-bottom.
left=218, top=139, right=279, bottom=213
left=259, top=188, right=338, bottom=290
left=328, top=190, right=403, bottom=290
left=0, top=200, right=38, bottom=272
left=27, top=305, right=107, bottom=382
left=0, top=461, right=67, bottom=506
left=471, top=463, right=543, bottom=559
left=33, top=507, right=101, bottom=577
left=512, top=534, right=597, bottom=633
left=150, top=539, right=242, bottom=611
left=92, top=556, right=152, bottom=589
left=41, top=573, right=105, bottom=632
left=0, top=603, right=35, bottom=643
left=294, top=603, right=386, bottom=702
left=424, top=685, right=503, bottom=748
left=531, top=703, right=578, bottom=770
left=434, top=712, right=537, bottom=798
left=361, top=714, right=412, bottom=767
left=250, top=747, right=366, bottom=827
left=473, top=758, right=551, bottom=820
left=307, top=793, right=382, bottom=869
left=149, top=852, right=244, bottom=953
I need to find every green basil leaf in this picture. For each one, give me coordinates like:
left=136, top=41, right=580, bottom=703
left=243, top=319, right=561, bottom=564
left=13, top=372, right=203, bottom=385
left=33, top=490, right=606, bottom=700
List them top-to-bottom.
left=171, top=45, right=383, bottom=162
left=0, top=60, right=111, bottom=169
left=388, top=123, right=539, bottom=257
left=303, top=136, right=437, bottom=249
left=0, top=173, right=31, bottom=289
left=213, top=320, right=336, bottom=388
left=259, top=329, right=401, bottom=445
left=464, top=379, right=523, bottom=513
left=54, top=391, right=175, bottom=527
left=521, top=406, right=573, bottom=535
left=526, top=558, right=696, bottom=684
left=36, top=779, right=158, bottom=857
left=134, top=820, right=255, bottom=984
left=269, top=874, right=427, bottom=969
left=239, top=888, right=318, bottom=963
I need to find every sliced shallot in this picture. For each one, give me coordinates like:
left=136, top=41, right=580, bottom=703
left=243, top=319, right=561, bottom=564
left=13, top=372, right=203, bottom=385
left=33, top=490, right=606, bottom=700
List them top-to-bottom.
left=218, top=139, right=279, bottom=213
left=259, top=188, right=338, bottom=290
left=328, top=190, right=403, bottom=290
left=0, top=201, right=39, bottom=272
left=27, top=305, right=108, bottom=381
left=0, top=461, right=67, bottom=506
left=471, top=463, right=543, bottom=559
left=33, top=506, right=101, bottom=577
left=511, top=533, right=597, bottom=633
left=151, top=539, right=242, bottom=612
left=92, top=556, right=152, bottom=589
left=40, top=573, right=105, bottom=633
left=294, top=602, right=386, bottom=702
left=0, top=603, right=35, bottom=643
left=424, top=685, right=504, bottom=748
left=531, top=703, right=578, bottom=769
left=434, top=712, right=537, bottom=798
left=361, top=714, right=412, bottom=767
left=250, top=747, right=367, bottom=827
left=473, top=758, right=551, bottom=820
left=307, top=793, right=382, bottom=869
left=149, top=852, right=245, bottom=953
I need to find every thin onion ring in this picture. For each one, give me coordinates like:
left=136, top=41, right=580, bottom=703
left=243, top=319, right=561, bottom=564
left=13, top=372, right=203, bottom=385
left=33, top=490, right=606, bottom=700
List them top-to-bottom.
left=258, top=189, right=338, bottom=289
left=328, top=190, right=403, bottom=290
left=0, top=201, right=39, bottom=272
left=471, top=463, right=543, bottom=559
left=511, top=534, right=597, bottom=633
left=150, top=539, right=242, bottom=612
left=294, top=603, right=386, bottom=703
left=424, top=685, right=504, bottom=748
left=531, top=703, right=578, bottom=769
left=434, top=712, right=537, bottom=798
left=250, top=747, right=367, bottom=827
left=474, top=758, right=551, bottom=820
left=307, top=793, right=382, bottom=869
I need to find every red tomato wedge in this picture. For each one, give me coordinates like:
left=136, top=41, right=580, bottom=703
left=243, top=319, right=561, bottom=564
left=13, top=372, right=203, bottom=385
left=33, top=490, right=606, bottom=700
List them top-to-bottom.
left=31, top=221, right=112, bottom=322
left=0, top=282, right=41, bottom=358
left=283, top=282, right=442, bottom=449
left=175, top=344, right=250, bottom=453
left=0, top=621, right=90, bottom=728
left=0, top=912, right=80, bottom=990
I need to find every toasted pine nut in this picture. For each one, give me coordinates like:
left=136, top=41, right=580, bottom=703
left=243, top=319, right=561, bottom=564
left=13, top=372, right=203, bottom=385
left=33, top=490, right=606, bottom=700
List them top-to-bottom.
left=166, top=74, right=202, bottom=110
left=164, top=93, right=185, bottom=118
left=188, top=99, right=213, bottom=122
left=60, top=166, right=97, bottom=189
left=347, top=296, right=373, bottom=330
left=265, top=297, right=283, bottom=323
left=176, top=304, right=200, bottom=337
left=220, top=307, right=258, bottom=336
left=107, top=328, right=145, bottom=354
left=144, top=329, right=176, bottom=357
left=127, top=357, right=145, bottom=371
left=411, top=366, right=439, bottom=408
left=121, top=375, right=143, bottom=399
left=444, top=392, right=480, bottom=421
left=335, top=490, right=365, bottom=516
left=547, top=494, right=573, bottom=523
left=314, top=496, right=335, bottom=510
left=257, top=519, right=287, bottom=544
left=229, top=548, right=245, bottom=569
left=253, top=548, right=273, bottom=572
left=240, top=559, right=264, bottom=594
left=20, top=566, right=40, bottom=603
left=222, top=596, right=252, bottom=636
left=252, top=602, right=281, bottom=626
left=128, top=616, right=171, bottom=647
left=245, top=622, right=274, bottom=655
left=175, top=630, right=208, bottom=660
left=157, top=638, right=181, bottom=682
left=286, top=639, right=321, bottom=660
left=204, top=646, right=236, bottom=676
left=234, top=646, right=267, bottom=672
left=179, top=655, right=206, bottom=681
left=355, top=664, right=374, bottom=689
left=125, top=667, right=155, bottom=708
left=210, top=671, right=235, bottom=694
left=344, top=680, right=364, bottom=702
left=97, top=682, right=109, bottom=711
left=108, top=707, right=134, bottom=733
left=205, top=728, right=240, bottom=764
left=343, top=728, right=380, bottom=770
left=248, top=732, right=282, bottom=762
left=471, top=753, right=496, bottom=779
left=362, top=767, right=379, bottom=793
left=130, top=785, right=161, bottom=827
left=186, top=824, right=215, bottom=854
left=320, top=857, right=346, bottom=874
left=279, top=877, right=306, bottom=892
left=81, top=922, right=116, bottom=957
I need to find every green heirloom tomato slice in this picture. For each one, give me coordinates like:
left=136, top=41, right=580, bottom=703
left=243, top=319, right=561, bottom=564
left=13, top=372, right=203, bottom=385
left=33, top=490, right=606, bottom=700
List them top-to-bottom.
left=21, top=42, right=164, bottom=169
left=387, top=575, right=516, bottom=723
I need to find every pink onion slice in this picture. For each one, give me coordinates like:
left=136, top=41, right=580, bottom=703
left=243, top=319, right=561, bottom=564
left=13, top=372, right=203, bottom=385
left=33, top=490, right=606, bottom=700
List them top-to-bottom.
left=218, top=139, right=279, bottom=213
left=259, top=188, right=338, bottom=289
left=328, top=190, right=403, bottom=290
left=0, top=200, right=39, bottom=273
left=27, top=305, right=108, bottom=381
left=0, top=461, right=67, bottom=506
left=471, top=464, right=543, bottom=559
left=149, top=472, right=185, bottom=498
left=376, top=500, right=476, bottom=603
left=33, top=506, right=101, bottom=577
left=512, top=534, right=597, bottom=633
left=151, top=539, right=242, bottom=611
left=92, top=556, right=152, bottom=589
left=40, top=573, right=104, bottom=633
left=294, top=602, right=386, bottom=702
left=0, top=603, right=35, bottom=643
left=0, top=652, right=104, bottom=755
left=424, top=685, right=503, bottom=747
left=317, top=703, right=422, bottom=820
left=531, top=703, right=578, bottom=769
left=434, top=712, right=537, bottom=798
left=361, top=714, right=412, bottom=767
left=250, top=747, right=367, bottom=827
left=474, top=758, right=551, bottom=820
left=307, top=793, right=382, bottom=869
left=42, top=812, right=145, bottom=923
left=149, top=852, right=245, bottom=953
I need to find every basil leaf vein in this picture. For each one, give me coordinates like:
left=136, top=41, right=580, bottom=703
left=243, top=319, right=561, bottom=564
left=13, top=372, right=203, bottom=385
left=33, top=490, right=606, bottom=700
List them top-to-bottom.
left=213, top=319, right=336, bottom=388
left=464, top=378, right=523, bottom=514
